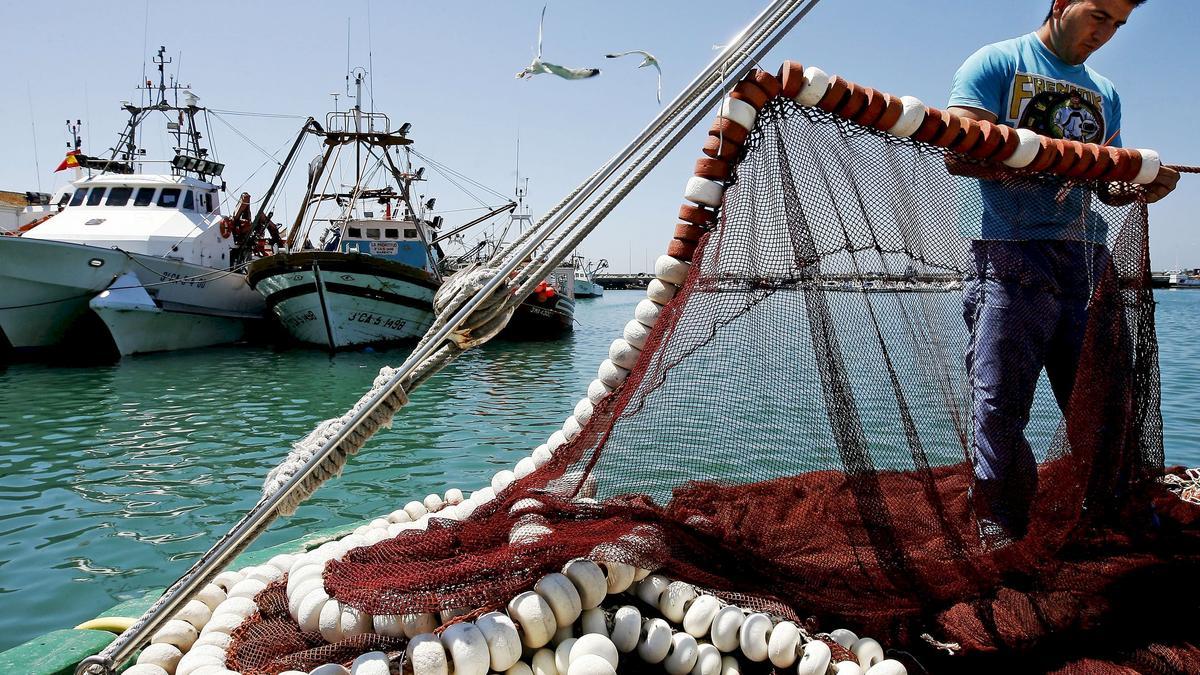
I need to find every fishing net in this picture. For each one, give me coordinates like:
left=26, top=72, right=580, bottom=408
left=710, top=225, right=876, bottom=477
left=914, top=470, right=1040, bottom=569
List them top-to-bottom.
left=226, top=71, right=1200, bottom=674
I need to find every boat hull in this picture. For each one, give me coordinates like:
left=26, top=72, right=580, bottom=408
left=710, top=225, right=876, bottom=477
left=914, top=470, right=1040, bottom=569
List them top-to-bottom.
left=0, top=237, right=263, bottom=356
left=247, top=251, right=439, bottom=350
left=574, top=279, right=605, bottom=298
left=502, top=294, right=575, bottom=339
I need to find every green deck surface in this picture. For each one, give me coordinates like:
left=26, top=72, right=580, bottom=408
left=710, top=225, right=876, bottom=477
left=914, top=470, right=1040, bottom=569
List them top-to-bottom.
left=0, top=519, right=363, bottom=674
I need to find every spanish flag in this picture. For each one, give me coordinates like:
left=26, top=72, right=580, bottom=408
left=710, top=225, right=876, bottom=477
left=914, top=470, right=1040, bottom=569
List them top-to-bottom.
left=54, top=150, right=80, bottom=172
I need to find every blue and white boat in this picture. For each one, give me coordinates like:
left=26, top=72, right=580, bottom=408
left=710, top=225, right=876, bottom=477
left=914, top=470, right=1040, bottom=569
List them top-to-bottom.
left=247, top=74, right=444, bottom=350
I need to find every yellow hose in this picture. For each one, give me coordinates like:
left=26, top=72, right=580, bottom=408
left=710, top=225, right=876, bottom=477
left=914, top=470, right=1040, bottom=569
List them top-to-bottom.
left=74, top=616, right=136, bottom=633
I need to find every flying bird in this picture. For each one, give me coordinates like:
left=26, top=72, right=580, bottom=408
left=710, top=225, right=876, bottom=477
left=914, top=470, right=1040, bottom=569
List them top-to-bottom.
left=516, top=6, right=601, bottom=81
left=605, top=50, right=662, bottom=103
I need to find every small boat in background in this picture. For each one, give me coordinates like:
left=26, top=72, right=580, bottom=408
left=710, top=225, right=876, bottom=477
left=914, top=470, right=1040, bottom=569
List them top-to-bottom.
left=0, top=50, right=266, bottom=359
left=247, top=73, right=444, bottom=351
left=572, top=253, right=607, bottom=298
left=502, top=261, right=577, bottom=338
left=1169, top=270, right=1200, bottom=288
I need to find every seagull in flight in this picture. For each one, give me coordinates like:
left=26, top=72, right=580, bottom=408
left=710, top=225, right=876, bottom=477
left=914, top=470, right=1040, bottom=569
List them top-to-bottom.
left=516, top=6, right=601, bottom=81
left=605, top=50, right=662, bottom=103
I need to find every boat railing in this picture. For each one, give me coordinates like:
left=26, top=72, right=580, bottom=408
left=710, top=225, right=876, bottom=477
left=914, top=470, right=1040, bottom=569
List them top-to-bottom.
left=325, top=110, right=391, bottom=135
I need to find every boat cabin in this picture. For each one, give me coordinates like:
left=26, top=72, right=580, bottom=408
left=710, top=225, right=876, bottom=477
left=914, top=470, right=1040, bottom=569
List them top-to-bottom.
left=338, top=217, right=440, bottom=273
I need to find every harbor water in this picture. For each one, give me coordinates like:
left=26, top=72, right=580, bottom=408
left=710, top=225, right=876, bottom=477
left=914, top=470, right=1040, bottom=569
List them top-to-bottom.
left=1, top=289, right=1198, bottom=651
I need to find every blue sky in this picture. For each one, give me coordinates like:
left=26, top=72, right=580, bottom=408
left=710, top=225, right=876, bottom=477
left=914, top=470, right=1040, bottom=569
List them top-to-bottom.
left=2, top=0, right=1197, bottom=270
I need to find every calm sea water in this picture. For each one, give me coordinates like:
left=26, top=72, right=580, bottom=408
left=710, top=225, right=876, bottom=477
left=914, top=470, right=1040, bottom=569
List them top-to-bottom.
left=0, top=289, right=1196, bottom=651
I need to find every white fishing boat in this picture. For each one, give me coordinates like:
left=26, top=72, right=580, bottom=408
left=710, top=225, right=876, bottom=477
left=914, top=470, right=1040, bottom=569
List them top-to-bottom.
left=0, top=50, right=265, bottom=358
left=247, top=73, right=448, bottom=351
left=572, top=253, right=607, bottom=298
left=1168, top=270, right=1200, bottom=288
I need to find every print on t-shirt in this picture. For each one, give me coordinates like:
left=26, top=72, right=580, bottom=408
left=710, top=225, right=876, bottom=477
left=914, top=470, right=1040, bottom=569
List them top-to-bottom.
left=1007, top=72, right=1106, bottom=143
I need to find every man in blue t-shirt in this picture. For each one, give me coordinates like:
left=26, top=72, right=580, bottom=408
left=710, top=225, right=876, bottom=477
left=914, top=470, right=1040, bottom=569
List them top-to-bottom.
left=947, top=0, right=1178, bottom=545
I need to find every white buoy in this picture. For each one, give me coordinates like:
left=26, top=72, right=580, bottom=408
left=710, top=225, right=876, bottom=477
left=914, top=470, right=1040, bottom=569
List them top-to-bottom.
left=796, top=66, right=831, bottom=107
left=718, top=96, right=758, bottom=132
left=887, top=96, right=926, bottom=138
left=1003, top=128, right=1042, bottom=169
left=1134, top=149, right=1162, bottom=185
left=683, top=176, right=724, bottom=208
left=655, top=255, right=691, bottom=286
left=646, top=279, right=678, bottom=305
left=634, top=299, right=662, bottom=328
left=622, top=319, right=652, bottom=351
left=609, top=339, right=642, bottom=370
left=597, top=360, right=630, bottom=388
left=587, top=379, right=614, bottom=403
left=573, top=399, right=595, bottom=425
left=562, top=415, right=583, bottom=441
left=547, top=430, right=568, bottom=452
left=533, top=443, right=555, bottom=467
left=515, top=456, right=539, bottom=480
left=492, top=469, right=517, bottom=493
left=444, top=488, right=465, bottom=505
left=423, top=493, right=444, bottom=512
left=404, top=501, right=428, bottom=521
left=388, top=509, right=413, bottom=524
left=563, top=559, right=608, bottom=609
left=601, top=561, right=636, bottom=594
left=245, top=565, right=282, bottom=585
left=211, top=571, right=243, bottom=593
left=535, top=573, right=584, bottom=627
left=634, top=574, right=670, bottom=606
left=226, top=578, right=267, bottom=601
left=289, top=578, right=324, bottom=617
left=660, top=581, right=697, bottom=623
left=195, top=584, right=226, bottom=613
left=296, top=588, right=329, bottom=633
left=508, top=591, right=559, bottom=648
left=682, top=594, right=721, bottom=638
left=175, top=599, right=213, bottom=631
left=319, top=599, right=348, bottom=643
left=610, top=605, right=641, bottom=653
left=709, top=606, right=744, bottom=652
left=580, top=607, right=608, bottom=636
left=477, top=611, right=523, bottom=672
left=403, top=613, right=439, bottom=638
left=738, top=613, right=771, bottom=662
left=372, top=614, right=405, bottom=638
left=637, top=618, right=672, bottom=664
left=150, top=619, right=199, bottom=651
left=767, top=620, right=801, bottom=668
left=442, top=622, right=491, bottom=675
left=829, top=628, right=859, bottom=650
left=193, top=631, right=232, bottom=651
left=663, top=632, right=700, bottom=675
left=408, top=633, right=450, bottom=675
left=570, top=633, right=620, bottom=669
left=851, top=637, right=885, bottom=670
left=556, top=638, right=578, bottom=675
left=796, top=640, right=832, bottom=675
left=136, top=643, right=182, bottom=673
left=692, top=643, right=722, bottom=675
left=531, top=648, right=558, bottom=675
left=351, top=651, right=392, bottom=675
left=567, top=654, right=617, bottom=675
left=719, top=655, right=740, bottom=675
left=833, top=662, right=864, bottom=675
left=506, top=663, right=535, bottom=675
left=310, top=664, right=351, bottom=675
left=122, top=666, right=169, bottom=675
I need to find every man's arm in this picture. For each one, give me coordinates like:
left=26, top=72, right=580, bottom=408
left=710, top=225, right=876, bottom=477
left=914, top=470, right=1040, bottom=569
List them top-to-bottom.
left=945, top=107, right=1000, bottom=178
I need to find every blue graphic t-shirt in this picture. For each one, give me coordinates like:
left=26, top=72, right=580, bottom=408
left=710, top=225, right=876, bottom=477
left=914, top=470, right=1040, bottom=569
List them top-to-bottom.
left=949, top=32, right=1123, bottom=242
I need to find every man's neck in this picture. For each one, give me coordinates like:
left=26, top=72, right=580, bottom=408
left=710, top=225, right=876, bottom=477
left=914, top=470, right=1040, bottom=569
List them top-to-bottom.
left=1035, top=22, right=1083, bottom=66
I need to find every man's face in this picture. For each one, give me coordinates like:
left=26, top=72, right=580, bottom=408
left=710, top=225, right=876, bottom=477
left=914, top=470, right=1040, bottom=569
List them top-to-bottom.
left=1051, top=0, right=1135, bottom=64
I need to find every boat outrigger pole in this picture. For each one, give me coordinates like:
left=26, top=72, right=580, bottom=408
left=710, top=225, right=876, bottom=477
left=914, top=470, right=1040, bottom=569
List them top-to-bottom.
left=75, top=1, right=823, bottom=672
left=430, top=202, right=518, bottom=245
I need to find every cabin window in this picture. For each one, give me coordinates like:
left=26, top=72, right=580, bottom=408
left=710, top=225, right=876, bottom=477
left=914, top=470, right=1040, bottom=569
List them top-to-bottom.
left=106, top=187, right=133, bottom=207
left=86, top=188, right=106, bottom=206
left=134, top=188, right=155, bottom=206
left=158, top=188, right=181, bottom=208
left=69, top=190, right=87, bottom=207
left=182, top=190, right=195, bottom=210
left=58, top=192, right=72, bottom=206
left=202, top=193, right=213, bottom=212
left=348, top=227, right=362, bottom=238
left=366, top=228, right=381, bottom=239
left=385, top=228, right=399, bottom=239
left=404, top=228, right=418, bottom=239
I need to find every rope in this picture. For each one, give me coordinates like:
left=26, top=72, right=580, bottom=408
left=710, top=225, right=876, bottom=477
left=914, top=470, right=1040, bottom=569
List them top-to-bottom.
left=1165, top=164, right=1200, bottom=174
left=1162, top=468, right=1200, bottom=505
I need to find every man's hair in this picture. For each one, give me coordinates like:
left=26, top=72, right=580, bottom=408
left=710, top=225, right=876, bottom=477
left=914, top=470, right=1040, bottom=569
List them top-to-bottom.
left=1044, top=0, right=1148, bottom=23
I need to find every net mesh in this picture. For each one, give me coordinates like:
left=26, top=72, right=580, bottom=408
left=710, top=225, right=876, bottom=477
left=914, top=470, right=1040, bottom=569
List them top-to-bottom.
left=227, top=97, right=1200, bottom=673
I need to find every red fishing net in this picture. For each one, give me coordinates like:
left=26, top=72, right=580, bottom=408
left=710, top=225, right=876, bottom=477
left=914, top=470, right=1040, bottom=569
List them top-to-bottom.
left=227, top=72, right=1200, bottom=674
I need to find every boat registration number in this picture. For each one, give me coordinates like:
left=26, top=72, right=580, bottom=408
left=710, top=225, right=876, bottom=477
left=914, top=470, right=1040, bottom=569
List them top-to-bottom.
left=370, top=241, right=398, bottom=255
left=348, top=312, right=408, bottom=331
